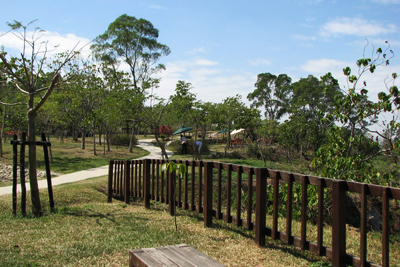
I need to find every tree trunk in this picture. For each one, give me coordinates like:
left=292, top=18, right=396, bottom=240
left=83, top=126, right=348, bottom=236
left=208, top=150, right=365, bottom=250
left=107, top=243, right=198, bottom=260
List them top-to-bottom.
left=0, top=105, right=6, bottom=157
left=28, top=109, right=42, bottom=216
left=129, top=125, right=135, bottom=153
left=81, top=127, right=86, bottom=149
left=93, top=129, right=97, bottom=155
left=154, top=134, right=168, bottom=160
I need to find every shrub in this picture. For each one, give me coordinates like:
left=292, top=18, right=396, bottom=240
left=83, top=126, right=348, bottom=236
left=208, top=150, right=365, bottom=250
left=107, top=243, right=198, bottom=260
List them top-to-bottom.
left=110, top=133, right=135, bottom=147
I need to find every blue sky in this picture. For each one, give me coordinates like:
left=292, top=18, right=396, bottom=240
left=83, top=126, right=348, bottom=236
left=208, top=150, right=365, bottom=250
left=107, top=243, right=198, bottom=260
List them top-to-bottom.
left=0, top=0, right=399, bottom=105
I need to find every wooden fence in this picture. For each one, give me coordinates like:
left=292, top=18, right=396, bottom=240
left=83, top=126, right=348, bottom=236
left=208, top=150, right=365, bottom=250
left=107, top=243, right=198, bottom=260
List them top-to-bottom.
left=107, top=159, right=400, bottom=267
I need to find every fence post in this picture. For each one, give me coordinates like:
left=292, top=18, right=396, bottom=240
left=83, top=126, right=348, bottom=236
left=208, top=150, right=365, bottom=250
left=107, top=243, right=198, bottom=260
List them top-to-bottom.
left=20, top=133, right=27, bottom=216
left=41, top=133, right=54, bottom=212
left=12, top=135, right=18, bottom=215
left=144, top=159, right=151, bottom=209
left=107, top=160, right=114, bottom=203
left=124, top=161, right=131, bottom=204
left=204, top=161, right=213, bottom=227
left=255, top=168, right=267, bottom=246
left=168, top=171, right=175, bottom=216
left=332, top=180, right=347, bottom=267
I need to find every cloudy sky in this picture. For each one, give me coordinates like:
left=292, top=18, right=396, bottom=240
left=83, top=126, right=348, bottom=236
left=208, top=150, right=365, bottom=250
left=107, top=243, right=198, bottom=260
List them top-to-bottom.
left=0, top=0, right=399, bottom=105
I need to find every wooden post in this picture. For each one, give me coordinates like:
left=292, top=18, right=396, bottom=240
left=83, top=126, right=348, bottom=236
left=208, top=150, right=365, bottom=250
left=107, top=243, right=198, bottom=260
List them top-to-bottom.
left=20, top=133, right=26, bottom=216
left=41, top=133, right=54, bottom=212
left=12, top=134, right=18, bottom=215
left=144, top=159, right=151, bottom=209
left=107, top=160, right=114, bottom=203
left=124, top=161, right=131, bottom=204
left=203, top=161, right=213, bottom=227
left=255, top=168, right=267, bottom=246
left=169, top=170, right=176, bottom=216
left=272, top=171, right=280, bottom=240
left=286, top=174, right=294, bottom=245
left=301, top=176, right=308, bottom=250
left=317, top=179, right=324, bottom=256
left=331, top=180, right=347, bottom=267
left=360, top=183, right=368, bottom=266
left=382, top=187, right=390, bottom=267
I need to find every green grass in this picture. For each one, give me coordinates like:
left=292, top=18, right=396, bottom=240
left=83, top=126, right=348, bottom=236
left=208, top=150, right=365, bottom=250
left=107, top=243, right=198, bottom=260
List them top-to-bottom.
left=1, top=135, right=398, bottom=266
left=0, top=136, right=149, bottom=187
left=0, top=176, right=331, bottom=267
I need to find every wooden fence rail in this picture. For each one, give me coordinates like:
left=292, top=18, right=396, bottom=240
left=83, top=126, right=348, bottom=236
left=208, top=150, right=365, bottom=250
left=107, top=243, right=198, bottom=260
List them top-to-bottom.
left=107, top=159, right=400, bottom=267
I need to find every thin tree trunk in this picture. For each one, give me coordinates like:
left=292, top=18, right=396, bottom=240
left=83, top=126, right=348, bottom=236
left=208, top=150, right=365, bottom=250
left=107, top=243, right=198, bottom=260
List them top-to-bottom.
left=0, top=105, right=5, bottom=157
left=28, top=109, right=42, bottom=216
left=129, top=125, right=135, bottom=153
left=81, top=127, right=86, bottom=149
left=93, top=128, right=97, bottom=156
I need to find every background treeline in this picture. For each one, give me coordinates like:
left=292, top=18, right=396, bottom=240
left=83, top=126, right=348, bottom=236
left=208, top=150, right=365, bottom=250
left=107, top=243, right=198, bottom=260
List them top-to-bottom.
left=1, top=16, right=399, bottom=190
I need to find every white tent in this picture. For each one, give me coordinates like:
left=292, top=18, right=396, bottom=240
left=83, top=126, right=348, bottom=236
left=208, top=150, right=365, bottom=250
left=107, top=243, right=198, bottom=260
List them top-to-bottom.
left=230, top=129, right=245, bottom=135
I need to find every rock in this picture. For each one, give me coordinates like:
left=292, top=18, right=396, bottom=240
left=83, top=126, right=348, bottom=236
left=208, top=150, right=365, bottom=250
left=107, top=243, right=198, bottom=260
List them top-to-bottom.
left=0, top=164, right=50, bottom=183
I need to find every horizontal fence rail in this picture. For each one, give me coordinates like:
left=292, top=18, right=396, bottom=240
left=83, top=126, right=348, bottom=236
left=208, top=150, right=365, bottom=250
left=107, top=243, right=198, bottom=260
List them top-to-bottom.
left=107, top=159, right=400, bottom=267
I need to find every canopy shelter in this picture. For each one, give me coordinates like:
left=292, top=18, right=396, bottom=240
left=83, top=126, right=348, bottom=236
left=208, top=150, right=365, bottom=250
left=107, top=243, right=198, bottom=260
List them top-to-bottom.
left=172, top=126, right=194, bottom=135
left=230, top=128, right=245, bottom=135
left=209, top=129, right=228, bottom=137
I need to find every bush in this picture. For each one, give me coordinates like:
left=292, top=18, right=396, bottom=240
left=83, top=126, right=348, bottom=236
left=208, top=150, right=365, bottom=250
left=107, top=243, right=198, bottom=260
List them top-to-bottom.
left=110, top=133, right=135, bottom=147
left=245, top=142, right=277, bottom=162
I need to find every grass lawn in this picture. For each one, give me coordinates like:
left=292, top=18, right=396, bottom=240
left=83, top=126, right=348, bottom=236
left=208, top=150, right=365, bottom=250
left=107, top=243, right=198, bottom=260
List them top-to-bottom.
left=0, top=135, right=397, bottom=266
left=0, top=136, right=149, bottom=187
left=0, top=176, right=331, bottom=267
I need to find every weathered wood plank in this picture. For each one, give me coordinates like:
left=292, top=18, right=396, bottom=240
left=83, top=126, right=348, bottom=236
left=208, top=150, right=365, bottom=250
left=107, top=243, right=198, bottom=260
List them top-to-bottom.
left=129, top=244, right=225, bottom=267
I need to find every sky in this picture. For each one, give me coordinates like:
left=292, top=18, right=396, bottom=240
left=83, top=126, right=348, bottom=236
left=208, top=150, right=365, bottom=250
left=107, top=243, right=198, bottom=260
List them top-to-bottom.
left=0, top=0, right=399, bottom=106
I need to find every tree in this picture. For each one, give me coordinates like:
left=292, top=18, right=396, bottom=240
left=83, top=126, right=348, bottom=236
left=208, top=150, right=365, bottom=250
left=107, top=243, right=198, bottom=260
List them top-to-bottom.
left=91, top=14, right=170, bottom=152
left=0, top=21, right=79, bottom=216
left=313, top=41, right=398, bottom=184
left=247, top=73, right=292, bottom=121
left=281, top=74, right=342, bottom=156
left=139, top=78, right=171, bottom=159
left=211, top=95, right=259, bottom=155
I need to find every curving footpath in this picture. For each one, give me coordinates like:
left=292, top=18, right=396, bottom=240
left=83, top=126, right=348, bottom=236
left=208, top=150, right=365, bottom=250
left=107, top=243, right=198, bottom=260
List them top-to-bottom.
left=0, top=139, right=171, bottom=196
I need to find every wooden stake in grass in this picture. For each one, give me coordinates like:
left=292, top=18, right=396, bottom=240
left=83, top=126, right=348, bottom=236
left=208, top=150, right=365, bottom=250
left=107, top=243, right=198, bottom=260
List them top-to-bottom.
left=162, top=161, right=187, bottom=230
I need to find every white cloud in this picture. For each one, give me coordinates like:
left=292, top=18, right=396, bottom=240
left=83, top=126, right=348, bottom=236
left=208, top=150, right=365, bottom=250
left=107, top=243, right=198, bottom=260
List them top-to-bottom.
left=371, top=0, right=400, bottom=3
left=150, top=4, right=165, bottom=9
left=320, top=17, right=397, bottom=37
left=0, top=30, right=92, bottom=58
left=293, top=34, right=317, bottom=41
left=185, top=47, right=207, bottom=55
left=156, top=58, right=256, bottom=104
left=193, top=58, right=219, bottom=66
left=248, top=58, right=272, bottom=66
left=300, top=58, right=399, bottom=102
left=301, top=58, right=351, bottom=74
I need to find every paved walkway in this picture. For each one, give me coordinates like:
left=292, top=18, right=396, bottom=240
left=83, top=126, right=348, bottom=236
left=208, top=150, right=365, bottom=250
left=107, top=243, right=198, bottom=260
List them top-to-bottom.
left=0, top=139, right=172, bottom=196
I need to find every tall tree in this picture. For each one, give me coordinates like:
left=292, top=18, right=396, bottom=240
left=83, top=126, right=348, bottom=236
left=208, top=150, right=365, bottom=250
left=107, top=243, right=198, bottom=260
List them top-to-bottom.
left=91, top=14, right=170, bottom=152
left=0, top=21, right=78, bottom=216
left=247, top=73, right=292, bottom=121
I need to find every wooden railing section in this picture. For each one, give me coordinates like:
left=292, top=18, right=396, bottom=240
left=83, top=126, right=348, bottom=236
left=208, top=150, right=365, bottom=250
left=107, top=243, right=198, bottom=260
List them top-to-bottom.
left=107, top=159, right=400, bottom=267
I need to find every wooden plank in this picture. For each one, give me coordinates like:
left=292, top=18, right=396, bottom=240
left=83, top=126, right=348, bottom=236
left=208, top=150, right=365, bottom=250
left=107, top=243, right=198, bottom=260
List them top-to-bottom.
left=129, top=244, right=225, bottom=267
left=175, top=245, right=225, bottom=267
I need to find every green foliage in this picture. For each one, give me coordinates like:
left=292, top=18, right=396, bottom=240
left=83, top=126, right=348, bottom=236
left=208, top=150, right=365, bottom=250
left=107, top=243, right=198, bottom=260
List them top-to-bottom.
left=91, top=14, right=170, bottom=90
left=314, top=41, right=398, bottom=184
left=247, top=73, right=292, bottom=120
left=313, top=126, right=380, bottom=182
left=109, top=133, right=134, bottom=147
left=162, top=161, right=187, bottom=177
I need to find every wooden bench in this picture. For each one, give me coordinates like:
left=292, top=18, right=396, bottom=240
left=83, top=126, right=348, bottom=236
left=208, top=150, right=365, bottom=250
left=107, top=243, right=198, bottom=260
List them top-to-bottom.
left=129, top=244, right=225, bottom=267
